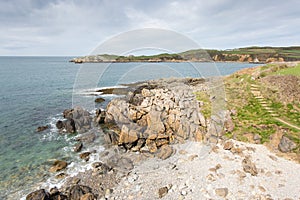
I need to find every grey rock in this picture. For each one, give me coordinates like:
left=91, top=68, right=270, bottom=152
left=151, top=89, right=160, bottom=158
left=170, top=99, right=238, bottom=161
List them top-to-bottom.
left=278, top=135, right=297, bottom=153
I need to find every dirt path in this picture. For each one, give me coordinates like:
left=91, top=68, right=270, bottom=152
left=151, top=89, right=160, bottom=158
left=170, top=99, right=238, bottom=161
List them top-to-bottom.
left=250, top=83, right=300, bottom=131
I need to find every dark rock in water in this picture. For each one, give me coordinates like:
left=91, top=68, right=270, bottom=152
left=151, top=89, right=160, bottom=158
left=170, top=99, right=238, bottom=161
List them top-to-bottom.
left=95, top=97, right=105, bottom=103
left=63, top=109, right=73, bottom=119
left=94, top=109, right=106, bottom=124
left=65, top=119, right=76, bottom=133
left=56, top=120, right=64, bottom=130
left=36, top=125, right=49, bottom=132
left=278, top=135, right=297, bottom=153
left=74, top=142, right=83, bottom=152
left=80, top=152, right=91, bottom=161
left=49, top=160, right=68, bottom=173
left=65, top=184, right=93, bottom=200
left=26, top=189, right=50, bottom=200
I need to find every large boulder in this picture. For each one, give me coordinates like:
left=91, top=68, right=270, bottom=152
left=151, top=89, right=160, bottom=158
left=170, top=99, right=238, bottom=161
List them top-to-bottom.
left=65, top=185, right=93, bottom=200
left=26, top=189, right=50, bottom=200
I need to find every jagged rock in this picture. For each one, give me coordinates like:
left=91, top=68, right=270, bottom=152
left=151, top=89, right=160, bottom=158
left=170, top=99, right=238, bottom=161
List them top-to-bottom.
left=95, top=97, right=105, bottom=103
left=146, top=110, right=165, bottom=134
left=65, top=119, right=76, bottom=133
left=56, top=120, right=64, bottom=129
left=36, top=125, right=49, bottom=132
left=118, top=125, right=139, bottom=144
left=278, top=135, right=297, bottom=153
left=131, top=138, right=146, bottom=152
left=146, top=139, right=158, bottom=153
left=74, top=142, right=83, bottom=152
left=157, top=145, right=173, bottom=160
left=80, top=152, right=91, bottom=161
left=242, top=157, right=258, bottom=176
left=49, top=160, right=68, bottom=173
left=66, top=185, right=93, bottom=200
left=215, top=188, right=228, bottom=198
left=26, top=189, right=50, bottom=200
left=80, top=193, right=95, bottom=200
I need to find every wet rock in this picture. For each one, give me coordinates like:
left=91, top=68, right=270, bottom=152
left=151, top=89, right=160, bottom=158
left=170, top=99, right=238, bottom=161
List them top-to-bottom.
left=95, top=97, right=105, bottom=103
left=65, top=119, right=76, bottom=133
left=56, top=120, right=64, bottom=129
left=36, top=125, right=49, bottom=132
left=278, top=135, right=297, bottom=153
left=74, top=142, right=83, bottom=152
left=157, top=145, right=173, bottom=160
left=80, top=152, right=91, bottom=162
left=242, top=157, right=258, bottom=176
left=49, top=160, right=68, bottom=173
left=55, top=172, right=68, bottom=179
left=66, top=185, right=93, bottom=200
left=158, top=186, right=168, bottom=198
left=215, top=188, right=228, bottom=198
left=26, top=189, right=50, bottom=200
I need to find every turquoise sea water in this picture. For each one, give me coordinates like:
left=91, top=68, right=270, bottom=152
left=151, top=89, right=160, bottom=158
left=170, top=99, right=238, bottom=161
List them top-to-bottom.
left=0, top=57, right=258, bottom=199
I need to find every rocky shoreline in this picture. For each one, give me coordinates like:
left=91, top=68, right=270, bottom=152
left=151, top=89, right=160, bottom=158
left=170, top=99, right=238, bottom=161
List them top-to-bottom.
left=26, top=77, right=300, bottom=199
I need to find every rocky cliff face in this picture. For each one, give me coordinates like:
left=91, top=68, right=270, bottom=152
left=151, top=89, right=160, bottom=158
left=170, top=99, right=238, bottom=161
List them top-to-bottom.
left=100, top=78, right=229, bottom=159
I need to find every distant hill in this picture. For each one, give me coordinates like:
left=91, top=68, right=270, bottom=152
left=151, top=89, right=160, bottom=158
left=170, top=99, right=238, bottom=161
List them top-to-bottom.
left=70, top=46, right=300, bottom=63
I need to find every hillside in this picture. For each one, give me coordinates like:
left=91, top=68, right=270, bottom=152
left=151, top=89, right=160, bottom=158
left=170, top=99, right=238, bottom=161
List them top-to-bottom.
left=70, top=46, right=300, bottom=63
left=222, top=62, right=300, bottom=161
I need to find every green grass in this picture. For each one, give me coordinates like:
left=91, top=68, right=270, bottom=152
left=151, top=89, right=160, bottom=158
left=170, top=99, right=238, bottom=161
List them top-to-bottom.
left=273, top=64, right=300, bottom=76
left=195, top=91, right=211, bottom=119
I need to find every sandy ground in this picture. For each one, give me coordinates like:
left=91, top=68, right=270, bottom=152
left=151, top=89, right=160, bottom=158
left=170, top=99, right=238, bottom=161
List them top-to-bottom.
left=109, top=140, right=300, bottom=200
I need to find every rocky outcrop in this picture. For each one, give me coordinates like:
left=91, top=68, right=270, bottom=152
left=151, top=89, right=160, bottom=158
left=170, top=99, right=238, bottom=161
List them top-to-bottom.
left=102, top=78, right=225, bottom=158
left=56, top=106, right=92, bottom=134
left=278, top=135, right=297, bottom=153
left=49, top=160, right=68, bottom=173
left=26, top=185, right=96, bottom=200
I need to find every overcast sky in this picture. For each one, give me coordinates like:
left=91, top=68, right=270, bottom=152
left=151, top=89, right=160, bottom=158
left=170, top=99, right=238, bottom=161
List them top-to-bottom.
left=0, top=0, right=299, bottom=56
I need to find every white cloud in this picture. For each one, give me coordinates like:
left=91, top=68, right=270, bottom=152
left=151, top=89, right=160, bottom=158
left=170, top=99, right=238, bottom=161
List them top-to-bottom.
left=0, top=0, right=299, bottom=55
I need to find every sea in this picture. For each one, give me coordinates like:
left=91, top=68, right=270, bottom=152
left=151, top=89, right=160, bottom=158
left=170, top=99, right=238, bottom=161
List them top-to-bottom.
left=0, top=56, right=258, bottom=199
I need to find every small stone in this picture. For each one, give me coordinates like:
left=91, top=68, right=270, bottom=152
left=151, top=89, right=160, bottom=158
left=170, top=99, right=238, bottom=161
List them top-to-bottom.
left=223, top=141, right=234, bottom=150
left=179, top=150, right=188, bottom=155
left=188, top=154, right=198, bottom=161
left=268, top=155, right=278, bottom=161
left=242, top=157, right=258, bottom=176
left=206, top=174, right=216, bottom=182
left=258, top=186, right=266, bottom=192
left=158, top=187, right=168, bottom=198
left=215, top=188, right=228, bottom=198
left=181, top=190, right=187, bottom=196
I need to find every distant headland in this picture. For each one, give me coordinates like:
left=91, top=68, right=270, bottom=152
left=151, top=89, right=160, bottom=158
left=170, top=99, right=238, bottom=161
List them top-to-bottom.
left=70, top=46, right=300, bottom=64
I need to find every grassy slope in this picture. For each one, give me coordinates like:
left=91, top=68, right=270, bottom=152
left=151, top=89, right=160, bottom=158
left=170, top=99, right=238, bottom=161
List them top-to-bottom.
left=195, top=63, right=300, bottom=155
